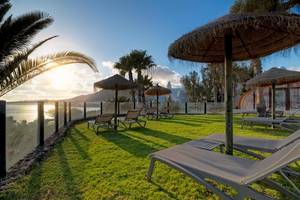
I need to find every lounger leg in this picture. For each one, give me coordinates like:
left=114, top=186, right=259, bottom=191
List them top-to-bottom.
left=219, top=145, right=224, bottom=153
left=147, top=158, right=156, bottom=181
left=262, top=178, right=300, bottom=199
left=235, top=185, right=274, bottom=200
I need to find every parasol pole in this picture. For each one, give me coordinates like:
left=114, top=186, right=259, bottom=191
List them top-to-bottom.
left=224, top=31, right=233, bottom=155
left=272, top=82, right=276, bottom=120
left=114, top=84, right=118, bottom=130
left=156, top=87, right=159, bottom=120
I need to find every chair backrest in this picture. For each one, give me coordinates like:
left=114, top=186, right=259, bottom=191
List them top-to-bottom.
left=148, top=107, right=157, bottom=113
left=125, top=110, right=140, bottom=120
left=95, top=114, right=113, bottom=123
left=244, top=139, right=300, bottom=184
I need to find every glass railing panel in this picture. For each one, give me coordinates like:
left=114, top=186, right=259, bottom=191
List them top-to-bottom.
left=6, top=102, right=38, bottom=170
left=44, top=102, right=55, bottom=140
left=58, top=102, right=65, bottom=129
left=71, top=102, right=83, bottom=121
left=86, top=102, right=100, bottom=117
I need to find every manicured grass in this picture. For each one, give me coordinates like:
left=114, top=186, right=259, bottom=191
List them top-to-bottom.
left=0, top=115, right=298, bottom=199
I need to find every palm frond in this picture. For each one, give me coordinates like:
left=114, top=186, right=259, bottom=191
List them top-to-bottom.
left=0, top=1, right=11, bottom=24
left=0, top=11, right=53, bottom=62
left=0, top=35, right=58, bottom=77
left=0, top=51, right=97, bottom=96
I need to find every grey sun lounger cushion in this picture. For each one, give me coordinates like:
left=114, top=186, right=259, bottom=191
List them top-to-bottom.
left=204, top=129, right=300, bottom=153
left=148, top=140, right=300, bottom=199
left=151, top=144, right=257, bottom=184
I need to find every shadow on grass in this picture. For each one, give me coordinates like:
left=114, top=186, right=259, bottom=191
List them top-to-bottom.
left=159, top=118, right=201, bottom=127
left=73, top=127, right=90, bottom=142
left=134, top=128, right=191, bottom=145
left=99, top=131, right=158, bottom=157
left=128, top=133, right=168, bottom=149
left=68, top=134, right=91, bottom=160
left=57, top=145, right=81, bottom=199
left=26, top=163, right=42, bottom=199
left=150, top=181, right=180, bottom=200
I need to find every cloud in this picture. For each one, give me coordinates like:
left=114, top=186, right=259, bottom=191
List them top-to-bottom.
left=101, top=60, right=119, bottom=77
left=1, top=61, right=182, bottom=101
left=2, top=64, right=101, bottom=101
left=147, top=65, right=181, bottom=87
left=287, top=67, right=300, bottom=72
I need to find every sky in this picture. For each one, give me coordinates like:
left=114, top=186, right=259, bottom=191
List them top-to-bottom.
left=3, top=0, right=300, bottom=101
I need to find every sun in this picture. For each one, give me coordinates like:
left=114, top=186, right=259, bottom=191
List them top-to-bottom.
left=44, top=66, right=75, bottom=89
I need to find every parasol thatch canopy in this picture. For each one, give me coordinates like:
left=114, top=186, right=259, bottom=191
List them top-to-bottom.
left=168, top=12, right=300, bottom=155
left=168, top=13, right=300, bottom=63
left=246, top=67, right=300, bottom=88
left=93, top=74, right=134, bottom=130
left=94, top=74, right=134, bottom=90
left=145, top=84, right=171, bottom=120
left=145, top=85, right=171, bottom=96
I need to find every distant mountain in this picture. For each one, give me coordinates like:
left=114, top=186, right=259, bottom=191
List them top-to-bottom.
left=66, top=87, right=187, bottom=103
left=66, top=89, right=132, bottom=102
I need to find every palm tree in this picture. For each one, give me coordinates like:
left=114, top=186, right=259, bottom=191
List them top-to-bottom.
left=0, top=0, right=97, bottom=97
left=114, top=50, right=156, bottom=103
left=129, top=50, right=156, bottom=102
left=113, top=54, right=135, bottom=102
left=140, top=74, right=153, bottom=103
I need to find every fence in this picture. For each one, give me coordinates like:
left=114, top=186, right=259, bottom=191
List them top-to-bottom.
left=0, top=100, right=226, bottom=178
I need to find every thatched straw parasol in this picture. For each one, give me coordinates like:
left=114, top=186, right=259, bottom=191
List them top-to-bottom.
left=168, top=12, right=300, bottom=155
left=246, top=67, right=300, bottom=119
left=94, top=74, right=134, bottom=130
left=145, top=84, right=171, bottom=119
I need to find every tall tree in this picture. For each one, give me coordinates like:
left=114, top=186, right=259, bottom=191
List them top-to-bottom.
left=0, top=0, right=97, bottom=96
left=114, top=50, right=156, bottom=104
left=129, top=50, right=156, bottom=102
left=114, top=54, right=136, bottom=102
left=181, top=71, right=204, bottom=102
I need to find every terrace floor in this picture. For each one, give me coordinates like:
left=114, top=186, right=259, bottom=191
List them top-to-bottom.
left=0, top=115, right=299, bottom=200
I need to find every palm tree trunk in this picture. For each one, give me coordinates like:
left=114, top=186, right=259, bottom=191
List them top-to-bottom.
left=128, top=70, right=135, bottom=103
left=137, top=70, right=142, bottom=102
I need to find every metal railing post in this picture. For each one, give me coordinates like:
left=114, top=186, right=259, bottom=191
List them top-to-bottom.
left=0, top=101, right=6, bottom=178
left=37, top=101, right=44, bottom=146
left=55, top=101, right=59, bottom=133
left=64, top=102, right=67, bottom=126
left=68, top=102, right=71, bottom=122
left=83, top=102, right=86, bottom=120
left=100, top=102, right=103, bottom=115
left=118, top=102, right=120, bottom=115
left=185, top=102, right=188, bottom=114
left=204, top=102, right=207, bottom=114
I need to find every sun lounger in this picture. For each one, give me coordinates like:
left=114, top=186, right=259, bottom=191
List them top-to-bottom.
left=146, top=107, right=158, bottom=119
left=159, top=107, right=174, bottom=119
left=118, top=110, right=146, bottom=129
left=87, top=114, right=113, bottom=132
left=241, top=117, right=300, bottom=131
left=204, top=130, right=300, bottom=154
left=147, top=140, right=300, bottom=199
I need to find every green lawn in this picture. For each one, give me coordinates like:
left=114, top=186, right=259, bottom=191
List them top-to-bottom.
left=0, top=115, right=298, bottom=200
